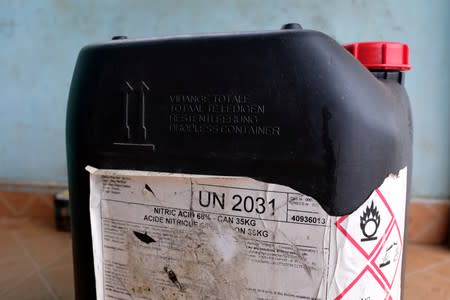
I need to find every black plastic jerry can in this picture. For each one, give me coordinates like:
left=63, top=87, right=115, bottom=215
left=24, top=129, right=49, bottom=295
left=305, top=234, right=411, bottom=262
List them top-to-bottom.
left=67, top=24, right=412, bottom=300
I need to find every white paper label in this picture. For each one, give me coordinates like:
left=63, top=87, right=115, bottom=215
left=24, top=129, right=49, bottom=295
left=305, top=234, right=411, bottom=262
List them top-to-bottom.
left=88, top=167, right=407, bottom=300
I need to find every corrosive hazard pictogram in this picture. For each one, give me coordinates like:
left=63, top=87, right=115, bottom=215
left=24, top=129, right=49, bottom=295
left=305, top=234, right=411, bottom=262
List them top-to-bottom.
left=336, top=189, right=394, bottom=259
left=371, top=220, right=403, bottom=289
left=335, top=266, right=388, bottom=300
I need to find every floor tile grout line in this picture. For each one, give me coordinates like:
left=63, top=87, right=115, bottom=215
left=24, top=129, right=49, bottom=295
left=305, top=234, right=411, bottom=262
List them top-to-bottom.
left=19, top=195, right=37, bottom=215
left=15, top=196, right=36, bottom=216
left=0, top=198, right=21, bottom=216
left=0, top=198, right=9, bottom=214
left=409, top=207, right=442, bottom=241
left=10, top=231, right=59, bottom=300
left=0, top=232, right=40, bottom=298
left=0, top=244, right=73, bottom=295
left=41, top=246, right=73, bottom=270
left=405, top=256, right=450, bottom=278
left=0, top=269, right=40, bottom=298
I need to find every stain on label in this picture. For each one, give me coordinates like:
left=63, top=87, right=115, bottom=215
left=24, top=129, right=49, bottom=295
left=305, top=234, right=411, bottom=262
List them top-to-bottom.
left=88, top=167, right=407, bottom=299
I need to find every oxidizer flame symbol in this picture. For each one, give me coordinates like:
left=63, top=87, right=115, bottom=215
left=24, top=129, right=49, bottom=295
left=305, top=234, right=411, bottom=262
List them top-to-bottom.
left=360, top=201, right=381, bottom=241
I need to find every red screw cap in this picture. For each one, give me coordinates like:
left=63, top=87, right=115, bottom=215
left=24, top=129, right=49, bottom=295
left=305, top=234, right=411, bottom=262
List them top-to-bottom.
left=344, top=42, right=411, bottom=71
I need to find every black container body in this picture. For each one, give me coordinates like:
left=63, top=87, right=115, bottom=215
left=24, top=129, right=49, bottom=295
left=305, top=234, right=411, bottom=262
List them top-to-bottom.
left=66, top=28, right=412, bottom=299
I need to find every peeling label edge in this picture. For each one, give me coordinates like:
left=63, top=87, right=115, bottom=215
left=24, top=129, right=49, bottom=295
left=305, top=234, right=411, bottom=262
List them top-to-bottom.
left=86, top=165, right=408, bottom=218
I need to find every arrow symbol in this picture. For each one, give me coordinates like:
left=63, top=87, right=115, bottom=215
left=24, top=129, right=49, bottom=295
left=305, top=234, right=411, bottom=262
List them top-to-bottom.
left=124, top=81, right=134, bottom=139
left=141, top=81, right=150, bottom=140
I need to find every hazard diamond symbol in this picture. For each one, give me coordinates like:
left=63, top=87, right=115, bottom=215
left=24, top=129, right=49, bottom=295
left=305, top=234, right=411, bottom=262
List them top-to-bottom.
left=336, top=189, right=394, bottom=259
left=371, top=220, right=403, bottom=289
left=335, top=266, right=388, bottom=300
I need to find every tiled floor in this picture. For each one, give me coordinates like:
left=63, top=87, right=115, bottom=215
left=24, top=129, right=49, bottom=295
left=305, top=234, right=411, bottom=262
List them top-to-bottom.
left=0, top=216, right=449, bottom=300
left=0, top=217, right=73, bottom=300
